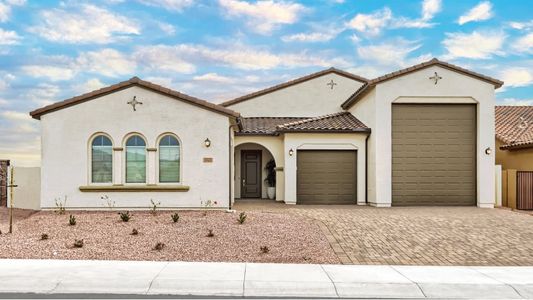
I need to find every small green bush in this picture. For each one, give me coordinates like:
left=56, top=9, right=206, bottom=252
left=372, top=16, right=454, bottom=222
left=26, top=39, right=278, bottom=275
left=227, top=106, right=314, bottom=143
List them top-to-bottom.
left=150, top=199, right=161, bottom=215
left=118, top=211, right=131, bottom=222
left=237, top=212, right=247, bottom=224
left=171, top=213, right=180, bottom=223
left=68, top=215, right=76, bottom=226
left=131, top=228, right=139, bottom=235
left=40, top=233, right=49, bottom=240
left=73, top=239, right=84, bottom=248
left=153, top=242, right=165, bottom=251
left=260, top=246, right=270, bottom=254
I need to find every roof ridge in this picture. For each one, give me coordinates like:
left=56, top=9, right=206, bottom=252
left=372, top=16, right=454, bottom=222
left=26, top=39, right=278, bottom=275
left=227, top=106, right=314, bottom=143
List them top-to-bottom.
left=220, top=68, right=368, bottom=107
left=277, top=111, right=349, bottom=129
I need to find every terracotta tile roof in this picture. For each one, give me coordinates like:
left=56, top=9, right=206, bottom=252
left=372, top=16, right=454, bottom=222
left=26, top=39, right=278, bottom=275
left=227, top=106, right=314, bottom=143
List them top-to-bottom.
left=341, top=58, right=504, bottom=109
left=220, top=67, right=368, bottom=107
left=30, top=77, right=240, bottom=120
left=496, top=106, right=533, bottom=150
left=276, top=112, right=370, bottom=133
left=238, top=117, right=309, bottom=135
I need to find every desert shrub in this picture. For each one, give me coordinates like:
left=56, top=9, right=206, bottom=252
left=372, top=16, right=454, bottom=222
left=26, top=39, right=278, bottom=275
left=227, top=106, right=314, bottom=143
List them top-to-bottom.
left=101, top=195, right=115, bottom=210
left=55, top=196, right=67, bottom=215
left=150, top=199, right=161, bottom=215
left=118, top=211, right=131, bottom=222
left=237, top=212, right=247, bottom=224
left=171, top=213, right=180, bottom=223
left=68, top=215, right=76, bottom=226
left=131, top=228, right=139, bottom=235
left=206, top=229, right=214, bottom=237
left=40, top=233, right=49, bottom=240
left=73, top=239, right=84, bottom=248
left=153, top=242, right=165, bottom=251
left=260, top=246, right=270, bottom=254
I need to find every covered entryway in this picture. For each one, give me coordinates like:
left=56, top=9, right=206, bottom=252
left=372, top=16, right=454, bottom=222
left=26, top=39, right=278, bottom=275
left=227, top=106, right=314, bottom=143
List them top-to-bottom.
left=392, top=104, right=476, bottom=206
left=240, top=150, right=262, bottom=198
left=297, top=150, right=357, bottom=204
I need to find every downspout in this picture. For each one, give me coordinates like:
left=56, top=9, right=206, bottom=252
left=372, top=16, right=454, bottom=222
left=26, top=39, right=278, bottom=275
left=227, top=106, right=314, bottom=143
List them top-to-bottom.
left=228, top=118, right=241, bottom=210
left=365, top=132, right=370, bottom=204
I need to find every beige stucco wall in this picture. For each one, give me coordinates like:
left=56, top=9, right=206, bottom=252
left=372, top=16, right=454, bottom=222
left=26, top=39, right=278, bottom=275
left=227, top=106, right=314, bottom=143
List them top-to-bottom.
left=349, top=65, right=496, bottom=208
left=225, top=73, right=364, bottom=117
left=40, top=86, right=233, bottom=209
left=283, top=133, right=368, bottom=205
left=496, top=139, right=533, bottom=170
left=234, top=143, right=274, bottom=199
left=8, top=167, right=41, bottom=210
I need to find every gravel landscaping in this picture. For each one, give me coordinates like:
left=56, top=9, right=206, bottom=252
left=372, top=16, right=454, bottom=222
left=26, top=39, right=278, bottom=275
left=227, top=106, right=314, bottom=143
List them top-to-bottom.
left=0, top=210, right=339, bottom=264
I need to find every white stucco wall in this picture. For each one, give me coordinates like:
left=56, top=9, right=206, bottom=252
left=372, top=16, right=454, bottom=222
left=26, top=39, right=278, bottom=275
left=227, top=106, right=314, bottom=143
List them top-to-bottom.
left=350, top=65, right=496, bottom=207
left=225, top=73, right=364, bottom=117
left=40, top=86, right=233, bottom=209
left=283, top=133, right=368, bottom=205
left=234, top=143, right=274, bottom=199
left=8, top=167, right=41, bottom=210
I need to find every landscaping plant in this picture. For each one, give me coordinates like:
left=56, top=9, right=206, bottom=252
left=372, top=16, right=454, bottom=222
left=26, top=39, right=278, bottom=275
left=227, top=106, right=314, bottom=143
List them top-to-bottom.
left=101, top=195, right=115, bottom=210
left=54, top=196, right=67, bottom=215
left=150, top=199, right=161, bottom=215
left=201, top=200, right=218, bottom=216
left=118, top=211, right=131, bottom=222
left=237, top=211, right=247, bottom=224
left=171, top=212, right=180, bottom=223
left=68, top=214, right=76, bottom=226
left=131, top=228, right=139, bottom=235
left=206, top=229, right=215, bottom=237
left=40, top=233, right=49, bottom=240
left=73, top=239, right=84, bottom=248
left=153, top=242, right=165, bottom=251
left=260, top=246, right=270, bottom=254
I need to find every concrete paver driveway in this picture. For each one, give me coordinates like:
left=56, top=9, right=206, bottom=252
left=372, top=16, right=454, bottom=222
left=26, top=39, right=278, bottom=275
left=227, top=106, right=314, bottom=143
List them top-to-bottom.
left=234, top=201, right=533, bottom=266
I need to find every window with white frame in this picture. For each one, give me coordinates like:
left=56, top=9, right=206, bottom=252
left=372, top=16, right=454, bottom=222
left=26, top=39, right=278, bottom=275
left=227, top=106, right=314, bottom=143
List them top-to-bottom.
left=91, top=135, right=112, bottom=183
left=126, top=135, right=146, bottom=183
left=159, top=135, right=180, bottom=183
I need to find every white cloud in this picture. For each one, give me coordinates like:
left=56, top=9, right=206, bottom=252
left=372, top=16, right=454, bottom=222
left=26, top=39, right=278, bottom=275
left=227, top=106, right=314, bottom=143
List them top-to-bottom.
left=137, top=0, right=193, bottom=11
left=218, top=0, right=306, bottom=34
left=422, top=0, right=441, bottom=21
left=458, top=1, right=493, bottom=25
left=0, top=3, right=10, bottom=22
left=29, top=4, right=140, bottom=44
left=346, top=7, right=392, bottom=36
left=509, top=20, right=533, bottom=30
left=158, top=22, right=176, bottom=35
left=0, top=28, right=20, bottom=45
left=281, top=31, right=338, bottom=42
left=442, top=31, right=505, bottom=59
left=513, top=32, right=533, bottom=54
left=356, top=39, right=422, bottom=66
left=134, top=45, right=197, bottom=73
left=77, top=48, right=135, bottom=77
left=21, top=65, right=76, bottom=81
left=500, top=67, right=533, bottom=88
left=193, top=73, right=234, bottom=83
left=74, top=78, right=106, bottom=94
left=25, top=83, right=60, bottom=106
left=498, top=98, right=533, bottom=106
left=1, top=110, right=30, bottom=122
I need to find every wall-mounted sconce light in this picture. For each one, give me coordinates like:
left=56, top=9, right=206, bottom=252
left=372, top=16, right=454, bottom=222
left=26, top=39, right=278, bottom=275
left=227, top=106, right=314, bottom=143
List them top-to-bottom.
left=204, top=138, right=211, bottom=148
left=485, top=147, right=492, bottom=155
left=289, top=148, right=294, bottom=156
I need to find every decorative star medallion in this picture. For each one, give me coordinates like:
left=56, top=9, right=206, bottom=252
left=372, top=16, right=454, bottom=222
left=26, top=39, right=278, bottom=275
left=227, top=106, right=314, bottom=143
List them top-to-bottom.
left=429, top=72, right=442, bottom=85
left=326, top=79, right=337, bottom=90
left=127, top=96, right=143, bottom=111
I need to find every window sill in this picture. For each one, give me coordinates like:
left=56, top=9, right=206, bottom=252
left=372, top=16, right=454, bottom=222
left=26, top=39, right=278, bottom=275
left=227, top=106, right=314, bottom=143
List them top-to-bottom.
left=79, top=185, right=190, bottom=192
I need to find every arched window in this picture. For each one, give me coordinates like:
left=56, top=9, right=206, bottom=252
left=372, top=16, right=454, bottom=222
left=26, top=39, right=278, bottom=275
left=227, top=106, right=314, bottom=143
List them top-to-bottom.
left=91, top=135, right=112, bottom=183
left=126, top=135, right=146, bottom=183
left=159, top=135, right=180, bottom=183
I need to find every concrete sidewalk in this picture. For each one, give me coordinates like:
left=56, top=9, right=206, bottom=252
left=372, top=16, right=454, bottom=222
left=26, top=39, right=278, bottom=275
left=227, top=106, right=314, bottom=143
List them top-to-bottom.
left=0, top=259, right=532, bottom=299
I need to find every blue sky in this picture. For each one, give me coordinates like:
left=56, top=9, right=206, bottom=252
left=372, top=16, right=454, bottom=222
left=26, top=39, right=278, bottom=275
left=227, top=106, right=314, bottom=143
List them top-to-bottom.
left=1, top=0, right=532, bottom=166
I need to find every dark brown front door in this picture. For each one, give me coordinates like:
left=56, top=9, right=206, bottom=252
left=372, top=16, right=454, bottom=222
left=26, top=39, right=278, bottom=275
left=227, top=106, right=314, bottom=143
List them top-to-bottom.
left=241, top=150, right=262, bottom=198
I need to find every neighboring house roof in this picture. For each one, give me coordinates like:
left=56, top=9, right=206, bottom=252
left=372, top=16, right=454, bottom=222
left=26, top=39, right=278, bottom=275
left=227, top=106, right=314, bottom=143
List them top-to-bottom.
left=341, top=58, right=504, bottom=109
left=220, top=68, right=368, bottom=107
left=30, top=77, right=240, bottom=120
left=496, top=106, right=533, bottom=150
left=238, top=112, right=370, bottom=135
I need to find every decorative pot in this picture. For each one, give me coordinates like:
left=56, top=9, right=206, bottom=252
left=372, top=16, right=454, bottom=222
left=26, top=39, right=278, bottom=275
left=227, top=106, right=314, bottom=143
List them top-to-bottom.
left=267, top=187, right=276, bottom=200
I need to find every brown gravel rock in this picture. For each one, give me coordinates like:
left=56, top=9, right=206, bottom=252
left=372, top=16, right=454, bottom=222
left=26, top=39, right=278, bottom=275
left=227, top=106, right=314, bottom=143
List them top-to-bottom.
left=0, top=210, right=339, bottom=264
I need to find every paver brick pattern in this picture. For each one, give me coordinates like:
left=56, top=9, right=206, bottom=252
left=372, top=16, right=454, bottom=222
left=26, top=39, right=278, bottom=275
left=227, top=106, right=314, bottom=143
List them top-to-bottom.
left=234, top=201, right=533, bottom=266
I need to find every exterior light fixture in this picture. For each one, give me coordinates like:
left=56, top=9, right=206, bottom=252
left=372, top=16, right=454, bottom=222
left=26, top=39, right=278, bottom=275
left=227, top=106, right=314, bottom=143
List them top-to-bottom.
left=204, top=138, right=211, bottom=148
left=485, top=147, right=492, bottom=155
left=289, top=148, right=294, bottom=156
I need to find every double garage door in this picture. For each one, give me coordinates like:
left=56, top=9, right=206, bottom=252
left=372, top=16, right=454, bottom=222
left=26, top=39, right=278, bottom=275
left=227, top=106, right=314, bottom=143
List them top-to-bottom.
left=392, top=104, right=476, bottom=206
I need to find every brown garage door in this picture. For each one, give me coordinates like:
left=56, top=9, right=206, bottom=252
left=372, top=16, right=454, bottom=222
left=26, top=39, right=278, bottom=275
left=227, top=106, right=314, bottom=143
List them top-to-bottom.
left=392, top=104, right=476, bottom=206
left=297, top=150, right=356, bottom=204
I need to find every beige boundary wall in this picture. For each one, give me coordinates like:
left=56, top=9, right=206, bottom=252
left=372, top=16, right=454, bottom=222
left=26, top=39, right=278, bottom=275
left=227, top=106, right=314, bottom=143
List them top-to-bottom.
left=7, top=167, right=41, bottom=210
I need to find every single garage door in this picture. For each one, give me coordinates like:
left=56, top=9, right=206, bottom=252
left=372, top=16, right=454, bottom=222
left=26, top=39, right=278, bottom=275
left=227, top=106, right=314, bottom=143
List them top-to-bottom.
left=392, top=104, right=476, bottom=206
left=297, top=150, right=356, bottom=204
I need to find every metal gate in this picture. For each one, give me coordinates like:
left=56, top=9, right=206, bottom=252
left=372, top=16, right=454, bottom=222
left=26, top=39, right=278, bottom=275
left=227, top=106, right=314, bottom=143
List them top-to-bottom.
left=0, top=160, right=9, bottom=206
left=517, top=171, right=533, bottom=210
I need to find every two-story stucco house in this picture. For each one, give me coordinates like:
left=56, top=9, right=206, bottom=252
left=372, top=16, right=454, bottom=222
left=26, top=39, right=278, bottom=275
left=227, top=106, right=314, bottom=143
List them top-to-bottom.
left=30, top=58, right=503, bottom=209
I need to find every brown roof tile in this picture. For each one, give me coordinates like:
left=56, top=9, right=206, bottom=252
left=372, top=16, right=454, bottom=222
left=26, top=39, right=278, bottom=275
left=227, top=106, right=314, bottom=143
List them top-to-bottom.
left=341, top=58, right=504, bottom=109
left=220, top=67, right=368, bottom=107
left=30, top=77, right=240, bottom=120
left=496, top=106, right=533, bottom=150
left=276, top=112, right=370, bottom=133
left=238, top=117, right=309, bottom=135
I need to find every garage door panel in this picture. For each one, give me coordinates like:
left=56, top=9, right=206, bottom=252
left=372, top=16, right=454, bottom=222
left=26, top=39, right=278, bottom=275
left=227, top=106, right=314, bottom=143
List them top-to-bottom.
left=392, top=104, right=476, bottom=206
left=297, top=150, right=357, bottom=205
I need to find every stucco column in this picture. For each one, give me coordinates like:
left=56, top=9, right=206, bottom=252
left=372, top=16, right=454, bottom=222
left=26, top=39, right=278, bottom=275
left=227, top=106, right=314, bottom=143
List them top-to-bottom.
left=112, top=147, right=123, bottom=185
left=147, top=148, right=157, bottom=185
left=275, top=168, right=284, bottom=201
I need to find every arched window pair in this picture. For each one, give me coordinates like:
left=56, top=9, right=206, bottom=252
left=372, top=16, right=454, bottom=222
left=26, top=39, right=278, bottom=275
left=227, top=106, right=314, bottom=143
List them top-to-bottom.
left=90, top=134, right=180, bottom=184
